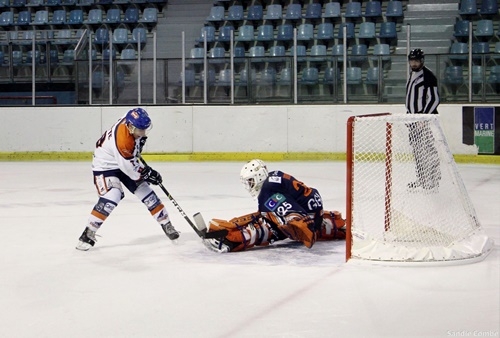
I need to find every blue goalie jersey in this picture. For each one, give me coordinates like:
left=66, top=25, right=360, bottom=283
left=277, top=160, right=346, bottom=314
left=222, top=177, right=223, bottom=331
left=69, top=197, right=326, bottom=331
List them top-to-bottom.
left=257, top=170, right=323, bottom=218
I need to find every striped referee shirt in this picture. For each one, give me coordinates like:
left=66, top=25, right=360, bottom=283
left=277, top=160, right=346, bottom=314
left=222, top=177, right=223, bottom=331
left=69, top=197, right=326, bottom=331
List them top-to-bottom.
left=405, top=66, right=440, bottom=114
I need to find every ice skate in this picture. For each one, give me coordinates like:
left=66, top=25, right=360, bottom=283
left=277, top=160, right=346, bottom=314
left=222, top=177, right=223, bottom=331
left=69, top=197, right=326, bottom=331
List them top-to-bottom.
left=161, top=222, right=179, bottom=240
left=76, top=227, right=96, bottom=251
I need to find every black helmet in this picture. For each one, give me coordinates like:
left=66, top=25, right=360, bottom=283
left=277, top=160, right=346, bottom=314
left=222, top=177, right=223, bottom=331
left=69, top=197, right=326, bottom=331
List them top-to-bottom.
left=408, top=48, right=425, bottom=61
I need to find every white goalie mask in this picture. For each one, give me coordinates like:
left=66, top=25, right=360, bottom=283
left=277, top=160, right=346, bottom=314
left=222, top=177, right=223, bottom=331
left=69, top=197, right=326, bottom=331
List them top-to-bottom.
left=240, top=159, right=269, bottom=198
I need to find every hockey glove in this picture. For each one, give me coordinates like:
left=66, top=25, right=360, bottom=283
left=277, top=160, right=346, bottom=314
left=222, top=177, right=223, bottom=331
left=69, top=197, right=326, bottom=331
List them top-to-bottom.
left=138, top=136, right=148, bottom=153
left=141, top=166, right=162, bottom=185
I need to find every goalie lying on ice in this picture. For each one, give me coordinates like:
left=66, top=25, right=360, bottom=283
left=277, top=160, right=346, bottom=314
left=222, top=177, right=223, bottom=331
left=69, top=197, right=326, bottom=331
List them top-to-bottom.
left=203, top=160, right=346, bottom=253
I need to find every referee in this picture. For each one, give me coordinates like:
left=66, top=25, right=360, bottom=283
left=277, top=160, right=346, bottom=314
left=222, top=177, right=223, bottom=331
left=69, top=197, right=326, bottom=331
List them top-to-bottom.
left=405, top=49, right=441, bottom=190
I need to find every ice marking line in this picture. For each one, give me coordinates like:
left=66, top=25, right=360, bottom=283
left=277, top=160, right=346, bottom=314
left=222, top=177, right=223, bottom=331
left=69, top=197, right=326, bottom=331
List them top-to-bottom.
left=216, top=265, right=344, bottom=338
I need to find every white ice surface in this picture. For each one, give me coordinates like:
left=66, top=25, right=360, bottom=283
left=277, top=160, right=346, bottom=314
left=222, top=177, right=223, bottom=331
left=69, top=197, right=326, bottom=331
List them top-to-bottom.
left=0, top=161, right=499, bottom=338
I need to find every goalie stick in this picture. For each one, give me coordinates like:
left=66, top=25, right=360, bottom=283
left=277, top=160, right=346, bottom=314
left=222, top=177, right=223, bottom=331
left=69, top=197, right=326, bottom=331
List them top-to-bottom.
left=140, top=157, right=227, bottom=240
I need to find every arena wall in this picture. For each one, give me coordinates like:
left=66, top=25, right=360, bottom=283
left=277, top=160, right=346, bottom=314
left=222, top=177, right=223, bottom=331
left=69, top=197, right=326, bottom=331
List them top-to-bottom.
left=0, top=104, right=488, bottom=159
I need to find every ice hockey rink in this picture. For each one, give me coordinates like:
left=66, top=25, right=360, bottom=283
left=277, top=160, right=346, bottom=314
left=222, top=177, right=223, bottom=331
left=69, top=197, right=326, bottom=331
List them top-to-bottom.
left=1, top=161, right=498, bottom=338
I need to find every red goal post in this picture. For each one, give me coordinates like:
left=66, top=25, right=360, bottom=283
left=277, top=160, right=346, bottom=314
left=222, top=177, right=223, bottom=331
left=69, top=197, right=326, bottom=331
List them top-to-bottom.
left=345, top=113, right=493, bottom=265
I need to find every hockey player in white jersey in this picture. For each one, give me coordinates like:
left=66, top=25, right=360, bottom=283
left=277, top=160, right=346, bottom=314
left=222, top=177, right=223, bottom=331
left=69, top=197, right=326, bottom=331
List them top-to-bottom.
left=76, top=108, right=179, bottom=251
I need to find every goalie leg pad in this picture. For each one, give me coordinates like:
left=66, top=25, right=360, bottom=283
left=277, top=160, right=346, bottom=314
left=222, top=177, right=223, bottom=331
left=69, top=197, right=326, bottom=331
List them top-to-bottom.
left=318, top=211, right=346, bottom=240
left=207, top=214, right=273, bottom=252
left=277, top=214, right=316, bottom=249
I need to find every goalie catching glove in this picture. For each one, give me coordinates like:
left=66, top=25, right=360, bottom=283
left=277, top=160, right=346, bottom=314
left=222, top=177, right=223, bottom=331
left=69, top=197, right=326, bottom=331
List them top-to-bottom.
left=141, top=166, right=162, bottom=185
left=203, top=210, right=346, bottom=253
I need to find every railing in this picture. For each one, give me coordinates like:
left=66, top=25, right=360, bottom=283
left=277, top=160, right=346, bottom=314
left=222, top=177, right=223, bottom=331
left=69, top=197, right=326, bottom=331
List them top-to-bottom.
left=0, top=29, right=499, bottom=105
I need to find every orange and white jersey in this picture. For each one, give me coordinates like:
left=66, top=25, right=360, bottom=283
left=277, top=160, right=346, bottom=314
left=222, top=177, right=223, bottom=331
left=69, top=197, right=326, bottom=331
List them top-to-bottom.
left=92, top=116, right=144, bottom=180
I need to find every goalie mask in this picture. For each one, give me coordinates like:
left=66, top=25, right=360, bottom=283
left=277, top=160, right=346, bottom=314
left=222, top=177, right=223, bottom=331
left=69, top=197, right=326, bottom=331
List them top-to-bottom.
left=125, top=107, right=152, bottom=138
left=240, top=159, right=268, bottom=198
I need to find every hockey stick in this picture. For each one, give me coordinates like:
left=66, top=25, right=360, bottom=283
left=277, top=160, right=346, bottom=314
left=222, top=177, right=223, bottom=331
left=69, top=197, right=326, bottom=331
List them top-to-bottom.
left=140, top=157, right=227, bottom=239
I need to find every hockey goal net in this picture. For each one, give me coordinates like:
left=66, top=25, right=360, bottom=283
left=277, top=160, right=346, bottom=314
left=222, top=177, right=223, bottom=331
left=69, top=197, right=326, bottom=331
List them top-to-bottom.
left=346, top=113, right=493, bottom=264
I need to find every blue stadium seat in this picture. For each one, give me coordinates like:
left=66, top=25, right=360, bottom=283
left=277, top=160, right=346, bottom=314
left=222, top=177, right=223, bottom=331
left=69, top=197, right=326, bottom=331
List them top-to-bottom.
left=12, top=0, right=26, bottom=7
left=27, top=0, right=43, bottom=6
left=45, top=0, right=60, bottom=6
left=78, top=0, right=94, bottom=6
left=459, top=0, right=477, bottom=15
left=479, top=0, right=498, bottom=15
left=364, top=1, right=382, bottom=18
left=385, top=1, right=403, bottom=17
left=323, top=2, right=341, bottom=18
left=344, top=2, right=362, bottom=18
left=284, top=3, right=301, bottom=20
left=303, top=3, right=321, bottom=19
left=264, top=4, right=282, bottom=20
left=227, top=5, right=243, bottom=21
left=246, top=5, right=263, bottom=21
left=206, top=6, right=225, bottom=22
left=122, top=7, right=139, bottom=25
left=104, top=8, right=121, bottom=24
left=139, top=8, right=157, bottom=24
left=67, top=9, right=83, bottom=25
left=84, top=9, right=103, bottom=25
left=31, top=10, right=49, bottom=25
left=51, top=10, right=66, bottom=25
left=0, top=11, right=13, bottom=26
left=17, top=11, right=31, bottom=26
left=454, top=20, right=470, bottom=38
left=475, top=20, right=493, bottom=37
left=316, top=22, right=334, bottom=40
left=337, top=22, right=354, bottom=39
left=358, top=22, right=376, bottom=39
left=378, top=22, right=397, bottom=39
left=297, top=23, right=313, bottom=41
left=255, top=24, right=274, bottom=41
left=276, top=24, right=293, bottom=41
left=217, top=25, right=234, bottom=42
left=235, top=25, right=254, bottom=41
left=196, top=26, right=216, bottom=43
left=94, top=27, right=110, bottom=45
left=129, top=27, right=147, bottom=45
left=113, top=28, right=129, bottom=44
left=450, top=42, right=468, bottom=60
left=472, top=42, right=490, bottom=58
left=371, top=43, right=391, bottom=61
left=310, top=44, right=327, bottom=61
left=332, top=44, right=344, bottom=62
left=350, top=44, right=368, bottom=62
left=268, top=45, right=285, bottom=61
left=291, top=45, right=306, bottom=61
left=233, top=46, right=245, bottom=58
left=249, top=46, right=265, bottom=58
left=190, top=47, right=205, bottom=60
left=208, top=47, right=225, bottom=64
left=102, top=48, right=117, bottom=60
left=121, top=48, right=136, bottom=59
left=48, top=49, right=59, bottom=64
left=61, top=49, right=75, bottom=64
left=12, top=50, right=24, bottom=66
left=26, top=50, right=41, bottom=64
left=471, top=65, right=484, bottom=84
left=444, top=66, right=464, bottom=85
left=488, top=66, right=500, bottom=83
left=258, top=67, right=276, bottom=85
left=277, top=67, right=292, bottom=85
left=300, top=67, right=319, bottom=85
left=324, top=67, right=339, bottom=85
left=346, top=67, right=362, bottom=85
left=365, top=67, right=380, bottom=85
left=236, top=68, right=248, bottom=86
left=179, top=69, right=195, bottom=87
left=201, top=69, right=216, bottom=86
left=218, top=69, right=232, bottom=86
left=92, top=70, right=105, bottom=90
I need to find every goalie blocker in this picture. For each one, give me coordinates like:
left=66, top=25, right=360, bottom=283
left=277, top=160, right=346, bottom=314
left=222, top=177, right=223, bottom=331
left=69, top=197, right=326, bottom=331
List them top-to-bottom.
left=203, top=211, right=346, bottom=253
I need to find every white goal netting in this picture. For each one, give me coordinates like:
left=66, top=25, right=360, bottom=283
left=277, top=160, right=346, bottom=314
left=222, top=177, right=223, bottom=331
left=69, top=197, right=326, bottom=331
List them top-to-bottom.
left=346, top=113, right=493, bottom=264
